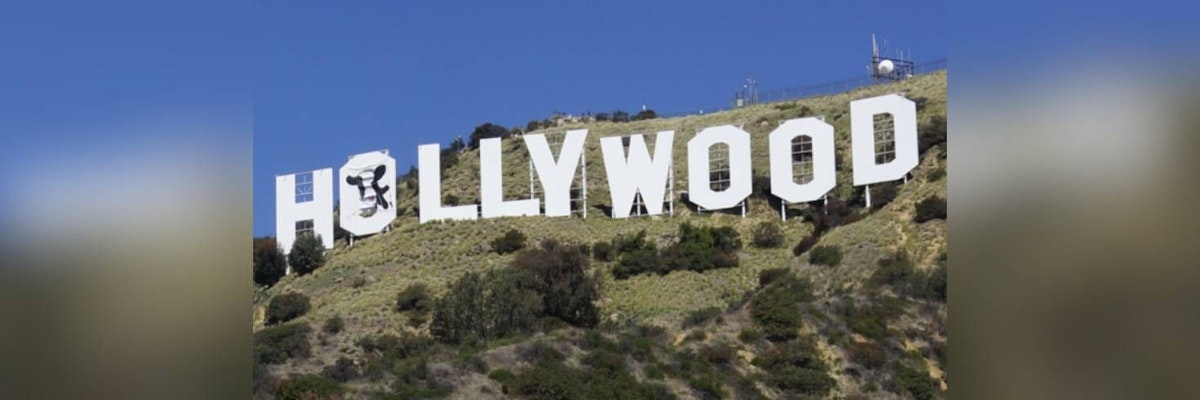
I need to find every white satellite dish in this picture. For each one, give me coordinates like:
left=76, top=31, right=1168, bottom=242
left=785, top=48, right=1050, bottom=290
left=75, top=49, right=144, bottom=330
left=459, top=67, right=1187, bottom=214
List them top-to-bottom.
left=877, top=59, right=894, bottom=75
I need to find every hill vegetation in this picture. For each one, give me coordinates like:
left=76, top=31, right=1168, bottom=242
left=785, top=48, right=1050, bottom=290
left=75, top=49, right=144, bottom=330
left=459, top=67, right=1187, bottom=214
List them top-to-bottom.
left=253, top=70, right=947, bottom=399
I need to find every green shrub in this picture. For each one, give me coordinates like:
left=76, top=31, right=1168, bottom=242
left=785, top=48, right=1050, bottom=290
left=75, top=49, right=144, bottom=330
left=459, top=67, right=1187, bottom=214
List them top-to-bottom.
left=633, top=109, right=658, bottom=121
left=918, top=115, right=947, bottom=154
left=928, top=166, right=946, bottom=181
left=871, top=181, right=900, bottom=209
left=914, top=196, right=947, bottom=223
left=807, top=197, right=863, bottom=236
left=751, top=221, right=785, bottom=248
left=660, top=222, right=742, bottom=274
left=492, top=229, right=527, bottom=254
left=613, top=230, right=649, bottom=253
left=288, top=234, right=326, bottom=275
left=792, top=236, right=818, bottom=257
left=253, top=237, right=287, bottom=287
left=512, top=239, right=600, bottom=328
left=592, top=241, right=614, bottom=261
left=613, top=241, right=659, bottom=279
left=808, top=245, right=843, bottom=267
left=869, top=253, right=924, bottom=296
left=927, top=255, right=947, bottom=302
left=757, top=268, right=789, bottom=288
left=430, top=269, right=542, bottom=344
left=750, top=274, right=814, bottom=342
left=396, top=282, right=433, bottom=314
left=267, top=292, right=311, bottom=325
left=844, top=302, right=893, bottom=341
left=683, top=307, right=722, bottom=329
left=322, top=315, right=344, bottom=334
left=253, top=323, right=311, bottom=364
left=738, top=328, right=764, bottom=343
left=755, top=339, right=836, bottom=396
left=847, top=341, right=887, bottom=369
left=699, top=342, right=736, bottom=366
left=321, top=356, right=359, bottom=383
left=894, top=362, right=940, bottom=400
left=488, top=368, right=516, bottom=385
left=688, top=373, right=726, bottom=399
left=274, top=374, right=344, bottom=400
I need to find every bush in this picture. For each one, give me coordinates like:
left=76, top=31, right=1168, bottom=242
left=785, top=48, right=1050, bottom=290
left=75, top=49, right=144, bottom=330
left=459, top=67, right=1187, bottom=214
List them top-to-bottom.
left=632, top=109, right=658, bottom=121
left=918, top=116, right=947, bottom=154
left=928, top=166, right=946, bottom=181
left=871, top=181, right=899, bottom=209
left=914, top=196, right=947, bottom=223
left=807, top=197, right=862, bottom=236
left=751, top=221, right=785, bottom=248
left=661, top=223, right=742, bottom=274
left=491, top=229, right=527, bottom=254
left=613, top=230, right=650, bottom=253
left=288, top=234, right=326, bottom=275
left=792, top=235, right=819, bottom=257
left=253, top=237, right=287, bottom=287
left=512, top=239, right=601, bottom=328
left=592, top=241, right=614, bottom=261
left=613, top=241, right=659, bottom=279
left=808, top=245, right=843, bottom=267
left=869, top=253, right=920, bottom=294
left=927, top=254, right=947, bottom=302
left=758, top=267, right=789, bottom=288
left=430, top=269, right=542, bottom=344
left=750, top=274, right=814, bottom=341
left=396, top=283, right=433, bottom=314
left=267, top=292, right=311, bottom=325
left=683, top=307, right=722, bottom=329
left=322, top=315, right=344, bottom=334
left=253, top=323, right=311, bottom=364
left=738, top=328, right=764, bottom=343
left=357, top=333, right=433, bottom=361
left=755, top=339, right=836, bottom=396
left=847, top=341, right=887, bottom=369
left=699, top=342, right=736, bottom=366
left=322, top=356, right=359, bottom=383
left=894, top=362, right=940, bottom=400
left=488, top=368, right=516, bottom=384
left=275, top=374, right=344, bottom=400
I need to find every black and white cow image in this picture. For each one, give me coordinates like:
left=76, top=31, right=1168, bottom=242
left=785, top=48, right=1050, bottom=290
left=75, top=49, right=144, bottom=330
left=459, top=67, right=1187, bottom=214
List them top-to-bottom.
left=345, top=164, right=391, bottom=217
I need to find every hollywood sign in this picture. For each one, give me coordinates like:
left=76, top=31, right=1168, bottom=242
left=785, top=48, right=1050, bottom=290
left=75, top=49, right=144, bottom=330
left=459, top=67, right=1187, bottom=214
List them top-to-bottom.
left=276, top=94, right=917, bottom=254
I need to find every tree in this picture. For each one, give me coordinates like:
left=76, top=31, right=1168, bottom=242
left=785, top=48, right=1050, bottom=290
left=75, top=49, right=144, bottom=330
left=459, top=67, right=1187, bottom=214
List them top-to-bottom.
left=632, top=109, right=658, bottom=121
left=612, top=110, right=630, bottom=122
left=594, top=112, right=611, bottom=122
left=469, top=122, right=510, bottom=149
left=288, top=234, right=326, bottom=275
left=253, top=237, right=287, bottom=287
left=512, top=239, right=600, bottom=328
left=430, top=269, right=542, bottom=344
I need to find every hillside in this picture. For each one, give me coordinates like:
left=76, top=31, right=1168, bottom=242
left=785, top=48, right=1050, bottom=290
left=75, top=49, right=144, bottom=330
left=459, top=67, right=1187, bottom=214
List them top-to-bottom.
left=254, top=70, right=947, bottom=400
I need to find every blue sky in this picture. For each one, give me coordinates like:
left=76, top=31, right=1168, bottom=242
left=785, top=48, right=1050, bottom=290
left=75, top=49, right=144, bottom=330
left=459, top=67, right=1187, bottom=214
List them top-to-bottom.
left=251, top=0, right=946, bottom=236
left=0, top=1, right=946, bottom=238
